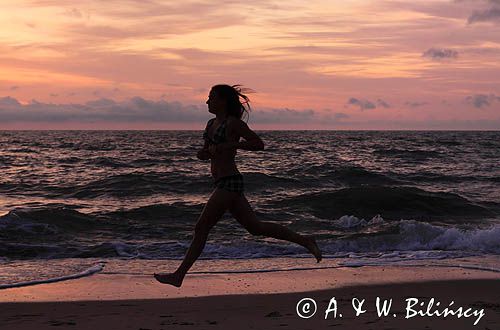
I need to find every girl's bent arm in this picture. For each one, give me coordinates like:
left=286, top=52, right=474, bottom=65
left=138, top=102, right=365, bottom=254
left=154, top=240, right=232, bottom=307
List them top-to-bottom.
left=232, top=120, right=264, bottom=151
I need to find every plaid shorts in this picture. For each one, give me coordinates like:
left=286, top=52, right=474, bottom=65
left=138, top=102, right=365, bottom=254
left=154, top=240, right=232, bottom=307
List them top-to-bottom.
left=213, top=174, right=244, bottom=195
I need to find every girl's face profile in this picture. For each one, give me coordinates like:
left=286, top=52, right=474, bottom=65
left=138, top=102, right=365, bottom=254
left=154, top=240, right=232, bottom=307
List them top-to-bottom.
left=206, top=90, right=226, bottom=114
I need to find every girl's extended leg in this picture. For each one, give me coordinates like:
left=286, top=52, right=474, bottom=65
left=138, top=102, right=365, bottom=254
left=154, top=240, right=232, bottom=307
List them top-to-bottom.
left=154, top=188, right=237, bottom=287
left=229, top=194, right=322, bottom=262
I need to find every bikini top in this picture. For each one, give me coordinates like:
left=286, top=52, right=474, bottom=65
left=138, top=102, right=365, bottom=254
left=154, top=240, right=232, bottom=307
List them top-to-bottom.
left=203, top=118, right=227, bottom=145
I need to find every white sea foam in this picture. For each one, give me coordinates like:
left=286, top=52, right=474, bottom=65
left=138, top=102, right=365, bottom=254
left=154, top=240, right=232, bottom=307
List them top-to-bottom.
left=333, top=214, right=385, bottom=229
left=322, top=217, right=500, bottom=255
left=0, top=261, right=106, bottom=290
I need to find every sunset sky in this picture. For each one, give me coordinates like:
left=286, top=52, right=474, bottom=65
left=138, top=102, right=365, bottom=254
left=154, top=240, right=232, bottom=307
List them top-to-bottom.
left=1, top=0, right=499, bottom=129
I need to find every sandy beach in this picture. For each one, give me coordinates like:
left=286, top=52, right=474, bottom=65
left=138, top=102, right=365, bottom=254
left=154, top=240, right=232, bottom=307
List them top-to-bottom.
left=1, top=257, right=499, bottom=330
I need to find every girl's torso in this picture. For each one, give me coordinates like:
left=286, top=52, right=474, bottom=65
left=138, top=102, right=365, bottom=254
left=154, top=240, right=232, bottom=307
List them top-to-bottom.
left=203, top=117, right=241, bottom=180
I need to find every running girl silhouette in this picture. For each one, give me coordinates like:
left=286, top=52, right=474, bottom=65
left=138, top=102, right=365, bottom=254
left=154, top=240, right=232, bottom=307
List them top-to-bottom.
left=154, top=84, right=322, bottom=287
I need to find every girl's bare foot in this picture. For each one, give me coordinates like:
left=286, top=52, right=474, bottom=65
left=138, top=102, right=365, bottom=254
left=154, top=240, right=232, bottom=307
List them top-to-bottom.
left=305, top=236, right=322, bottom=263
left=154, top=272, right=184, bottom=287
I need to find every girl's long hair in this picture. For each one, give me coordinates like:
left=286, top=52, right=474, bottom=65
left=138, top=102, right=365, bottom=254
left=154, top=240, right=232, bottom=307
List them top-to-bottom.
left=211, top=84, right=254, bottom=122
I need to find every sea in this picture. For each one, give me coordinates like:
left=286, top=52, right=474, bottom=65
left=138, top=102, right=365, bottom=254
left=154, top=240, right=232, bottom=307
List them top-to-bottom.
left=1, top=130, right=499, bottom=288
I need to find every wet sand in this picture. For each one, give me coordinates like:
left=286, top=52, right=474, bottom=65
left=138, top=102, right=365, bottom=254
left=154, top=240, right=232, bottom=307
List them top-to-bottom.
left=0, top=262, right=499, bottom=329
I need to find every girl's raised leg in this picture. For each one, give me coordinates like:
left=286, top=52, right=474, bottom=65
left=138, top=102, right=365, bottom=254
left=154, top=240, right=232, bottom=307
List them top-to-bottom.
left=229, top=194, right=322, bottom=262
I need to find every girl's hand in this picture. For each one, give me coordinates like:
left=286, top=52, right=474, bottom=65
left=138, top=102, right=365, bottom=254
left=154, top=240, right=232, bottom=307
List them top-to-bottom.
left=209, top=142, right=237, bottom=156
left=208, top=144, right=217, bottom=156
left=197, top=148, right=211, bottom=160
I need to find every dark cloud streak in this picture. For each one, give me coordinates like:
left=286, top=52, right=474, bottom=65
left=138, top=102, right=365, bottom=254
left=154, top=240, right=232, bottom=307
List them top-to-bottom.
left=468, top=7, right=500, bottom=24
left=422, top=48, right=458, bottom=61
left=465, top=94, right=500, bottom=108
left=0, top=96, right=347, bottom=125
left=346, top=97, right=390, bottom=110
left=405, top=101, right=429, bottom=108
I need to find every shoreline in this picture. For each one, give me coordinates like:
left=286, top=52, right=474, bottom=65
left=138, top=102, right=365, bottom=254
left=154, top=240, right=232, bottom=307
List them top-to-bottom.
left=0, top=254, right=500, bottom=294
left=1, top=256, right=500, bottom=302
